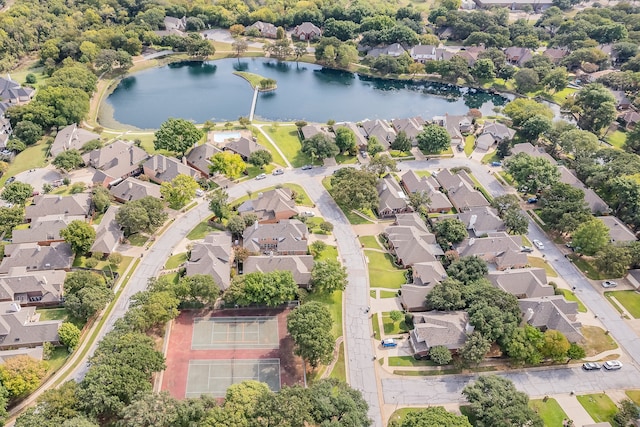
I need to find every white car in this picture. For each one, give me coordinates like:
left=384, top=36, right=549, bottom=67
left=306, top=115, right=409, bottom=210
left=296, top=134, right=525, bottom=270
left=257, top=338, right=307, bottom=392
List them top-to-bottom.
left=272, top=169, right=284, bottom=176
left=255, top=173, right=267, bottom=180
left=300, top=211, right=315, bottom=217
left=533, top=239, right=544, bottom=250
left=601, top=281, right=618, bottom=288
left=603, top=360, right=623, bottom=370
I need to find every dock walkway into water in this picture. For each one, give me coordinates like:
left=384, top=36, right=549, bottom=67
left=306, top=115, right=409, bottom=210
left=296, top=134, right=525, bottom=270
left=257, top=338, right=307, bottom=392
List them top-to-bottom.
left=248, top=88, right=259, bottom=121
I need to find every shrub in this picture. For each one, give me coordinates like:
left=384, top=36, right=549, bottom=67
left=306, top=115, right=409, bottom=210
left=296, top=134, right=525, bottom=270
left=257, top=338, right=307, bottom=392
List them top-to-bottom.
left=85, top=258, right=99, bottom=268
left=429, top=345, right=453, bottom=365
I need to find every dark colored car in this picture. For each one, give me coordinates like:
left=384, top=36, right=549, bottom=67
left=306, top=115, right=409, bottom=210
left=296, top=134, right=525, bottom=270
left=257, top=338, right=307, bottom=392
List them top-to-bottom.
left=301, top=165, right=313, bottom=170
left=527, top=198, right=538, bottom=204
left=582, top=362, right=601, bottom=371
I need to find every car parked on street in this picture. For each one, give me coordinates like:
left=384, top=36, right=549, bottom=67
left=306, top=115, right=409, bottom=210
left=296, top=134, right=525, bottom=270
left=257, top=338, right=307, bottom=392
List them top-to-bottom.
left=491, top=161, right=502, bottom=167
left=301, top=165, right=313, bottom=170
left=272, top=169, right=284, bottom=176
left=255, top=173, right=267, bottom=180
left=527, top=197, right=538, bottom=204
left=299, top=211, right=315, bottom=217
left=533, top=239, right=544, bottom=250
left=520, top=246, right=534, bottom=253
left=601, top=281, right=618, bottom=288
left=603, top=360, right=622, bottom=370
left=582, top=362, right=602, bottom=371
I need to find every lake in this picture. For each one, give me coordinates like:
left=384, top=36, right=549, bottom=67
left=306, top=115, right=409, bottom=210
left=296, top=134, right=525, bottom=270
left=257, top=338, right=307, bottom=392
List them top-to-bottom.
left=102, top=58, right=512, bottom=129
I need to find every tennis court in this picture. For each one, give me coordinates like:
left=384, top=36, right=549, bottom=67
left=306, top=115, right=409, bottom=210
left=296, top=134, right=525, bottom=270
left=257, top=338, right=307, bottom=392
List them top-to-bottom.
left=191, top=316, right=280, bottom=350
left=185, top=359, right=281, bottom=397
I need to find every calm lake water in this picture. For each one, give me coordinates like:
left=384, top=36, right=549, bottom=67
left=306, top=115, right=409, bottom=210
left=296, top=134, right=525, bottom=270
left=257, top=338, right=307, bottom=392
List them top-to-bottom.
left=103, top=58, right=512, bottom=129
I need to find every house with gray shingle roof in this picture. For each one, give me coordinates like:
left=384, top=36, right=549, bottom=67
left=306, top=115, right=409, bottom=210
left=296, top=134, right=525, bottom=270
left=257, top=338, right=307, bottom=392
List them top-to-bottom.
left=247, top=21, right=277, bottom=38
left=292, top=22, right=321, bottom=41
left=410, top=45, right=438, bottom=63
left=504, top=47, right=534, bottom=66
left=543, top=47, right=569, bottom=64
left=0, top=76, right=35, bottom=105
left=391, top=117, right=425, bottom=145
left=360, top=119, right=396, bottom=150
left=475, top=121, right=516, bottom=151
left=50, top=124, right=100, bottom=157
left=300, top=124, right=332, bottom=141
left=224, top=137, right=267, bottom=161
left=83, top=140, right=149, bottom=187
left=509, top=142, right=557, bottom=164
left=186, top=143, right=221, bottom=177
left=142, top=155, right=202, bottom=184
left=557, top=166, right=609, bottom=214
left=435, top=169, right=490, bottom=212
left=400, top=170, right=452, bottom=213
left=377, top=175, right=411, bottom=218
left=109, top=177, right=162, bottom=203
left=237, top=188, right=298, bottom=224
left=25, top=194, right=92, bottom=222
left=90, top=206, right=123, bottom=255
left=457, top=206, right=505, bottom=236
left=11, top=215, right=84, bottom=245
left=385, top=216, right=443, bottom=267
left=598, top=216, right=637, bottom=243
left=243, top=219, right=308, bottom=255
left=456, top=232, right=526, bottom=270
left=186, top=233, right=232, bottom=290
left=0, top=242, right=74, bottom=274
left=243, top=255, right=314, bottom=287
left=401, top=261, right=448, bottom=312
left=0, top=267, right=65, bottom=307
left=488, top=268, right=554, bottom=299
left=519, top=295, right=583, bottom=343
left=0, top=301, right=61, bottom=349
left=409, top=311, right=473, bottom=358
left=0, top=346, right=44, bottom=363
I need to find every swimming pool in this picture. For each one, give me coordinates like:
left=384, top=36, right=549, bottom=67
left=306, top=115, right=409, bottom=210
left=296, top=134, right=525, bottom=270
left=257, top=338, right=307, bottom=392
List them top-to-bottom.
left=212, top=131, right=242, bottom=143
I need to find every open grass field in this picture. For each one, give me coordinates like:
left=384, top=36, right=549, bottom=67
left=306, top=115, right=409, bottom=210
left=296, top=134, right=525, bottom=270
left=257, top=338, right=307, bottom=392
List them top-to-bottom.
left=262, top=126, right=311, bottom=168
left=252, top=127, right=287, bottom=167
left=0, top=139, right=50, bottom=187
left=186, top=220, right=219, bottom=240
left=126, top=233, right=149, bottom=246
left=314, top=244, right=339, bottom=262
left=364, top=250, right=407, bottom=289
left=527, top=256, right=558, bottom=278
left=557, top=289, right=587, bottom=313
left=307, top=290, right=343, bottom=339
left=605, top=290, right=640, bottom=318
left=37, top=307, right=86, bottom=330
left=582, top=325, right=618, bottom=357
left=625, top=390, right=640, bottom=405
left=577, top=393, right=618, bottom=424
left=529, top=398, right=569, bottom=427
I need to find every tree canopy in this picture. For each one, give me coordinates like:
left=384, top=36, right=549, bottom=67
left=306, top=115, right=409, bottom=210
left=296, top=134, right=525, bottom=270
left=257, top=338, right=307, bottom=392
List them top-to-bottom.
left=154, top=118, right=203, bottom=156
left=417, top=124, right=451, bottom=153
left=301, top=133, right=339, bottom=161
left=53, top=149, right=84, bottom=171
left=209, top=151, right=246, bottom=179
left=504, top=152, right=560, bottom=193
left=330, top=167, right=379, bottom=213
left=160, top=174, right=199, bottom=209
left=1, top=181, right=34, bottom=205
left=116, top=196, right=168, bottom=236
left=60, top=220, right=96, bottom=255
left=310, top=260, right=348, bottom=294
left=226, top=271, right=297, bottom=307
left=287, top=302, right=335, bottom=367
left=390, top=406, right=472, bottom=427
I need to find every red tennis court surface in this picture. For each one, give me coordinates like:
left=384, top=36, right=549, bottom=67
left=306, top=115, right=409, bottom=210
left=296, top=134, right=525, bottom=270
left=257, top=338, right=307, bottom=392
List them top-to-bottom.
left=161, top=308, right=304, bottom=399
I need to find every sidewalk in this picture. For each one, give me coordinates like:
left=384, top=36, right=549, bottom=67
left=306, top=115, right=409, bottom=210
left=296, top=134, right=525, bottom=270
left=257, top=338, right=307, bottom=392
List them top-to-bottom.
left=553, top=394, right=594, bottom=426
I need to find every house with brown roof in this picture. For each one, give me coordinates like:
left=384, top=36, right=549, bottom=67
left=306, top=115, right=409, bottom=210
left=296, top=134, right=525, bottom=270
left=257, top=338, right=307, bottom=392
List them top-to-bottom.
left=247, top=21, right=277, bottom=38
left=292, top=22, right=322, bottom=40
left=504, top=47, right=534, bottom=66
left=543, top=48, right=569, bottom=64
left=619, top=110, right=640, bottom=130
left=391, top=117, right=425, bottom=145
left=360, top=119, right=396, bottom=150
left=475, top=121, right=516, bottom=151
left=334, top=122, right=368, bottom=148
left=50, top=124, right=100, bottom=157
left=300, top=124, right=332, bottom=141
left=224, top=137, right=267, bottom=161
left=83, top=140, right=148, bottom=187
left=509, top=142, right=557, bottom=164
left=186, top=143, right=221, bottom=176
left=142, top=155, right=202, bottom=184
left=557, top=166, right=609, bottom=214
left=435, top=169, right=490, bottom=212
left=400, top=170, right=452, bottom=213
left=377, top=175, right=411, bottom=218
left=109, top=177, right=162, bottom=203
left=237, top=188, right=298, bottom=224
left=25, top=194, right=92, bottom=223
left=90, top=206, right=123, bottom=255
left=457, top=206, right=505, bottom=236
left=11, top=215, right=84, bottom=245
left=385, top=216, right=443, bottom=267
left=598, top=216, right=637, bottom=243
left=242, top=219, right=308, bottom=255
left=456, top=232, right=527, bottom=270
left=186, top=233, right=232, bottom=290
left=0, top=242, right=74, bottom=274
left=243, top=255, right=314, bottom=287
left=401, top=261, right=448, bottom=312
left=0, top=267, right=65, bottom=307
left=488, top=268, right=554, bottom=299
left=519, top=295, right=583, bottom=343
left=0, top=302, right=61, bottom=349
left=409, top=311, right=473, bottom=358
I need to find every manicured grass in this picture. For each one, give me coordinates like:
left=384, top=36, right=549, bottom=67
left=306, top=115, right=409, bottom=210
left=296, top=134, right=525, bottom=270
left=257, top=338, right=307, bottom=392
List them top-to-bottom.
left=10, top=66, right=49, bottom=90
left=232, top=71, right=272, bottom=89
left=550, top=87, right=577, bottom=105
left=263, top=126, right=311, bottom=168
left=252, top=127, right=287, bottom=167
left=606, top=130, right=626, bottom=149
left=464, top=135, right=475, bottom=156
left=0, top=140, right=50, bottom=187
left=481, top=150, right=500, bottom=164
left=335, top=153, right=358, bottom=164
left=245, top=164, right=275, bottom=179
left=414, top=170, right=433, bottom=178
left=498, top=171, right=516, bottom=186
left=322, top=177, right=375, bottom=225
left=234, top=183, right=313, bottom=207
left=306, top=217, right=327, bottom=234
left=186, top=220, right=219, bottom=240
left=126, top=233, right=149, bottom=246
left=522, top=235, right=532, bottom=246
left=359, top=236, right=381, bottom=250
left=315, top=244, right=339, bottom=262
left=364, top=250, right=407, bottom=289
left=165, top=252, right=187, bottom=269
left=568, top=254, right=604, bottom=280
left=527, top=256, right=558, bottom=278
left=162, top=272, right=181, bottom=284
left=557, top=289, right=587, bottom=313
left=307, top=290, right=343, bottom=339
left=370, top=290, right=376, bottom=298
left=380, top=290, right=398, bottom=298
left=605, top=290, right=640, bottom=318
left=37, top=308, right=69, bottom=321
left=381, top=312, right=410, bottom=334
left=371, top=313, right=381, bottom=340
left=582, top=325, right=618, bottom=357
left=328, top=342, right=346, bottom=382
left=47, top=347, right=71, bottom=373
left=388, top=356, right=436, bottom=367
left=625, top=390, right=640, bottom=405
left=577, top=393, right=618, bottom=424
left=529, top=398, right=569, bottom=427
left=388, top=408, right=423, bottom=425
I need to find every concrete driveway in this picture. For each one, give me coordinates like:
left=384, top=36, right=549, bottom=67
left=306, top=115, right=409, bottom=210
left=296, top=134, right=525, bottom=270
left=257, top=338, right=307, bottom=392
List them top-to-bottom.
left=13, top=166, right=62, bottom=192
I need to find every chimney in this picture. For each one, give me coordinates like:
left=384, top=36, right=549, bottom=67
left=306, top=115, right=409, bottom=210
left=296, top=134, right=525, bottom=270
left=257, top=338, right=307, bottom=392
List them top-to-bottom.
left=182, top=156, right=187, bottom=165
left=128, top=181, right=133, bottom=189
left=468, top=215, right=477, bottom=230
left=254, top=221, right=259, bottom=230
left=468, top=238, right=475, bottom=246
left=10, top=302, right=21, bottom=312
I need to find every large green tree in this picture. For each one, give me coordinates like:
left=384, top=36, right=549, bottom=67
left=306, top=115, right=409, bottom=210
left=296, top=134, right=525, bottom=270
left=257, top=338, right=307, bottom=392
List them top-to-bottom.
left=574, top=83, right=617, bottom=134
left=503, top=99, right=554, bottom=127
left=154, top=118, right=203, bottom=156
left=13, top=120, right=43, bottom=145
left=416, top=124, right=451, bottom=153
left=334, top=127, right=357, bottom=154
left=301, top=133, right=339, bottom=161
left=209, top=151, right=246, bottom=179
left=504, top=152, right=560, bottom=193
left=330, top=167, right=379, bottom=212
left=159, top=174, right=199, bottom=209
left=1, top=181, right=33, bottom=205
left=538, top=182, right=591, bottom=233
left=208, top=188, right=230, bottom=221
left=115, top=196, right=167, bottom=235
left=0, top=206, right=25, bottom=239
left=434, top=218, right=467, bottom=248
left=572, top=218, right=609, bottom=256
left=60, top=220, right=96, bottom=254
left=595, top=244, right=631, bottom=278
left=446, top=256, right=488, bottom=285
left=310, top=260, right=348, bottom=294
left=226, top=271, right=297, bottom=307
left=287, top=302, right=335, bottom=368
left=58, top=322, right=81, bottom=351
left=506, top=324, right=544, bottom=365
left=541, top=329, right=571, bottom=361
left=459, top=331, right=491, bottom=367
left=0, top=356, right=48, bottom=399
left=391, top=406, right=472, bottom=427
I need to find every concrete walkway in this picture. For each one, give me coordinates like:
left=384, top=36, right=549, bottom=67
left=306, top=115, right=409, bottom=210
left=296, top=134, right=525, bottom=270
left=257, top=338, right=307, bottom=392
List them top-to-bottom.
left=248, top=88, right=259, bottom=121
left=254, top=124, right=292, bottom=168
left=554, top=394, right=595, bottom=426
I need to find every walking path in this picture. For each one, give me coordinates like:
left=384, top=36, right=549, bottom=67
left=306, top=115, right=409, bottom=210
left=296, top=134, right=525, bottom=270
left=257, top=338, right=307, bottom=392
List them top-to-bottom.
left=248, top=87, right=259, bottom=121
left=254, top=124, right=292, bottom=168
left=321, top=336, right=345, bottom=379
left=554, top=395, right=595, bottom=426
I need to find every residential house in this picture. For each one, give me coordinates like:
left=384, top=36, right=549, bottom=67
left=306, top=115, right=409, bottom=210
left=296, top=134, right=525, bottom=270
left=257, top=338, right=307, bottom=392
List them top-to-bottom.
left=473, top=0, right=552, bottom=11
left=164, top=16, right=187, bottom=32
left=247, top=21, right=277, bottom=38
left=292, top=22, right=322, bottom=41
left=366, top=43, right=406, bottom=58
left=410, top=45, right=438, bottom=63
left=456, top=46, right=485, bottom=67
left=504, top=47, right=534, bottom=66
left=543, top=48, right=569, bottom=64
left=0, top=76, right=35, bottom=105
left=611, top=90, right=632, bottom=110
left=619, top=110, right=640, bottom=130
left=432, top=114, right=473, bottom=148
left=391, top=117, right=425, bottom=145
left=360, top=119, right=397, bottom=150
left=475, top=121, right=516, bottom=151
left=334, top=122, right=368, bottom=148
left=50, top=124, right=100, bottom=157
left=300, top=124, right=332, bottom=141
left=224, top=137, right=267, bottom=161
left=83, top=140, right=149, bottom=187
left=509, top=142, right=557, bottom=164
left=186, top=143, right=222, bottom=177
left=142, top=155, right=201, bottom=184
left=557, top=166, right=609, bottom=214
left=435, top=169, right=490, bottom=212
left=400, top=170, right=453, bottom=213
left=377, top=175, right=411, bottom=218
left=109, top=177, right=162, bottom=203
left=237, top=188, right=298, bottom=224
left=25, top=194, right=92, bottom=222
left=90, top=206, right=123, bottom=255
left=457, top=206, right=505, bottom=236
left=385, top=214, right=443, bottom=267
left=11, top=215, right=84, bottom=245
left=598, top=216, right=637, bottom=243
left=242, top=219, right=308, bottom=255
left=456, top=232, right=527, bottom=270
left=186, top=233, right=233, bottom=290
left=0, top=242, right=74, bottom=274
left=243, top=255, right=314, bottom=287
left=401, top=261, right=448, bottom=312
left=0, top=267, right=65, bottom=306
left=487, top=268, right=554, bottom=299
left=626, top=269, right=640, bottom=290
left=519, top=295, right=583, bottom=343
left=0, top=301, right=61, bottom=349
left=408, top=311, right=473, bottom=358
left=0, top=347, right=44, bottom=363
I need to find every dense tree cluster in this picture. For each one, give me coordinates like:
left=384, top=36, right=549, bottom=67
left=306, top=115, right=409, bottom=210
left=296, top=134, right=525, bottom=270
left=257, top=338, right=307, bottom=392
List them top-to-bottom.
left=330, top=167, right=379, bottom=213
left=115, top=196, right=168, bottom=236
left=63, top=271, right=112, bottom=321
left=225, top=271, right=298, bottom=307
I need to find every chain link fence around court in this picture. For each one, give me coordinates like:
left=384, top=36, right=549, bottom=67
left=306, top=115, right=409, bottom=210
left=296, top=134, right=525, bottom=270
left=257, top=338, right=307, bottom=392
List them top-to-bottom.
left=185, top=359, right=281, bottom=398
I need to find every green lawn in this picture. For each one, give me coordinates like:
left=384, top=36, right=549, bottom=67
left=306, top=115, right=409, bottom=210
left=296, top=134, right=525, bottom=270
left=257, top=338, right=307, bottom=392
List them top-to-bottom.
left=10, top=66, right=50, bottom=90
left=232, top=71, right=270, bottom=89
left=550, top=87, right=577, bottom=105
left=262, top=126, right=312, bottom=168
left=252, top=127, right=287, bottom=167
left=606, top=130, right=627, bottom=149
left=464, top=135, right=475, bottom=156
left=0, top=139, right=50, bottom=187
left=481, top=150, right=500, bottom=164
left=335, top=153, right=358, bottom=164
left=245, top=163, right=275, bottom=178
left=322, top=177, right=375, bottom=225
left=234, top=183, right=313, bottom=207
left=186, top=220, right=219, bottom=240
left=126, top=233, right=149, bottom=246
left=359, top=236, right=381, bottom=250
left=315, top=244, right=339, bottom=262
left=364, top=250, right=407, bottom=289
left=165, top=252, right=187, bottom=269
left=568, top=255, right=604, bottom=280
left=527, top=256, right=558, bottom=278
left=557, top=289, right=587, bottom=313
left=307, top=290, right=343, bottom=339
left=380, top=290, right=398, bottom=298
left=605, top=290, right=640, bottom=318
left=37, top=307, right=85, bottom=330
left=381, top=312, right=410, bottom=334
left=371, top=313, right=381, bottom=340
left=582, top=325, right=618, bottom=357
left=328, top=342, right=346, bottom=382
left=47, top=346, right=70, bottom=373
left=388, top=356, right=436, bottom=367
left=625, top=390, right=640, bottom=405
left=577, top=394, right=618, bottom=424
left=529, top=398, right=569, bottom=427
left=388, top=408, right=423, bottom=425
